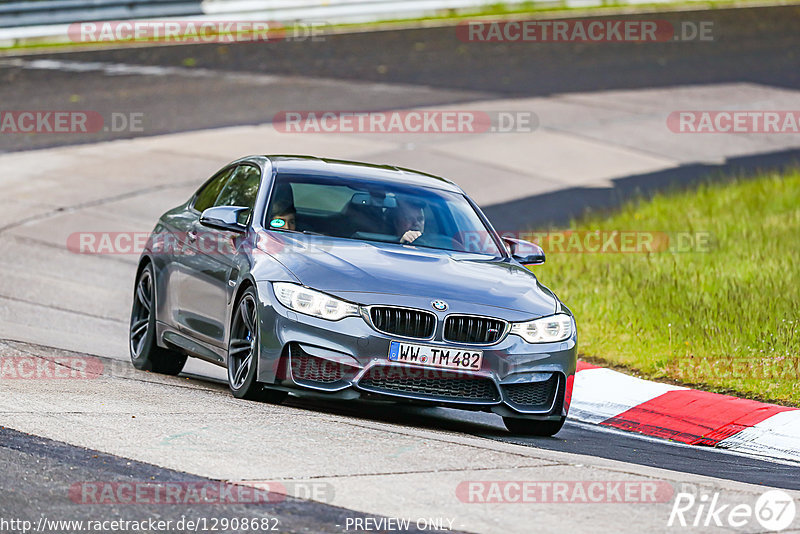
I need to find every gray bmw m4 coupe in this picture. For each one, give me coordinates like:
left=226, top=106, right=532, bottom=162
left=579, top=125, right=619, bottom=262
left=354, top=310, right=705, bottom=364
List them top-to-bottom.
left=129, top=155, right=577, bottom=436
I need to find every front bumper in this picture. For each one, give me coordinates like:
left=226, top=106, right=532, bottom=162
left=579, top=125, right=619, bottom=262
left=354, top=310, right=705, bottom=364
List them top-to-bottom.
left=255, top=284, right=577, bottom=420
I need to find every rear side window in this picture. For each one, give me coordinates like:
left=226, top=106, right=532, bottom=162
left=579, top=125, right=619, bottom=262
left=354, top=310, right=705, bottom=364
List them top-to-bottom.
left=194, top=167, right=234, bottom=212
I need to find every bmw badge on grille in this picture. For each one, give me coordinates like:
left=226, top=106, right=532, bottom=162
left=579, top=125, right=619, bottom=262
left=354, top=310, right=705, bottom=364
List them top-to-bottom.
left=431, top=300, right=448, bottom=311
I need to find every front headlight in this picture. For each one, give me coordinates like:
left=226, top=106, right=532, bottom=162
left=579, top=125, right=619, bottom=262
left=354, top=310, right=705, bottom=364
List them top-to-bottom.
left=272, top=282, right=360, bottom=321
left=510, top=313, right=573, bottom=343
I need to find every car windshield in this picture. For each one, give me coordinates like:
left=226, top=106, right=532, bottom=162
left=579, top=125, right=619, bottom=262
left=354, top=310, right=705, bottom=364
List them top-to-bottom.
left=265, top=173, right=502, bottom=256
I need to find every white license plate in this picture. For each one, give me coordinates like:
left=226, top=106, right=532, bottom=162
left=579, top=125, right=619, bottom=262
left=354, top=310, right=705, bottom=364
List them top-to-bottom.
left=388, top=341, right=483, bottom=371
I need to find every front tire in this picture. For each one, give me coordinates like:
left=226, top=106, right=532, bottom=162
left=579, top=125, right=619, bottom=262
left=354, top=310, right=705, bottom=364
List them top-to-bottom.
left=129, top=263, right=187, bottom=375
left=227, top=287, right=287, bottom=404
left=503, top=416, right=566, bottom=437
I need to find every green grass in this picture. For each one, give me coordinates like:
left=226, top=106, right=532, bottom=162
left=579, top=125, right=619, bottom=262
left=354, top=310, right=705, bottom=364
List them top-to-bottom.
left=532, top=170, right=800, bottom=405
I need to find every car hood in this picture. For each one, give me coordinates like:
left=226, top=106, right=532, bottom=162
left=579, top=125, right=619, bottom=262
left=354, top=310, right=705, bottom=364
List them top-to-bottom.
left=262, top=233, right=557, bottom=317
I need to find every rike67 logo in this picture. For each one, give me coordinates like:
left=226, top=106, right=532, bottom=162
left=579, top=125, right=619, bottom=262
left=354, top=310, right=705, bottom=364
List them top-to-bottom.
left=669, top=488, right=796, bottom=531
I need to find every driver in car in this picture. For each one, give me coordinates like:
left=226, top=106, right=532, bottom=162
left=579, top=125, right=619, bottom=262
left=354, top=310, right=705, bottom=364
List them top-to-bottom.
left=267, top=181, right=297, bottom=231
left=269, top=197, right=296, bottom=231
left=393, top=199, right=426, bottom=244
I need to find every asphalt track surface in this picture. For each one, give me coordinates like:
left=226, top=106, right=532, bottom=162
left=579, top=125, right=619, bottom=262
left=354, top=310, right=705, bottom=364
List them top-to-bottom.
left=1, top=4, right=800, bottom=531
left=2, top=4, right=799, bottom=154
left=2, top=5, right=799, bottom=227
left=1, top=345, right=798, bottom=534
left=1, top=357, right=798, bottom=534
left=281, top=398, right=800, bottom=491
left=0, top=427, right=437, bottom=534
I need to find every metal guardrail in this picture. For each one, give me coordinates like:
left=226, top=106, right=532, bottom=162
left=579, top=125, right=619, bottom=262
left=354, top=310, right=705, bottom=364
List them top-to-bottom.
left=0, top=0, right=203, bottom=28
left=1, top=0, right=509, bottom=29
left=200, top=0, right=502, bottom=22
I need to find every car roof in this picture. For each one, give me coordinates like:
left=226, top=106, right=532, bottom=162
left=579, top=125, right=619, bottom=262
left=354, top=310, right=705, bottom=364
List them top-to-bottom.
left=260, top=155, right=464, bottom=193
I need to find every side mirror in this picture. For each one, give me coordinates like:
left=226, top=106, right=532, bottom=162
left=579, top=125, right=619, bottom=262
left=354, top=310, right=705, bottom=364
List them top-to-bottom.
left=200, top=206, right=249, bottom=233
left=502, top=236, right=545, bottom=266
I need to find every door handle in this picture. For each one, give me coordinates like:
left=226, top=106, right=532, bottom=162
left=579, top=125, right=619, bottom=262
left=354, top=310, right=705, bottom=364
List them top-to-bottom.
left=187, top=230, right=197, bottom=242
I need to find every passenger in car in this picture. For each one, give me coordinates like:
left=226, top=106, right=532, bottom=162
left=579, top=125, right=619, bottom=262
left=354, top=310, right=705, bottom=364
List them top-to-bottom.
left=393, top=199, right=426, bottom=244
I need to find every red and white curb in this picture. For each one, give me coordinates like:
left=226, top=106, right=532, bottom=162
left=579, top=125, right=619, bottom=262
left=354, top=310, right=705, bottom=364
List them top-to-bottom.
left=570, top=361, right=800, bottom=463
